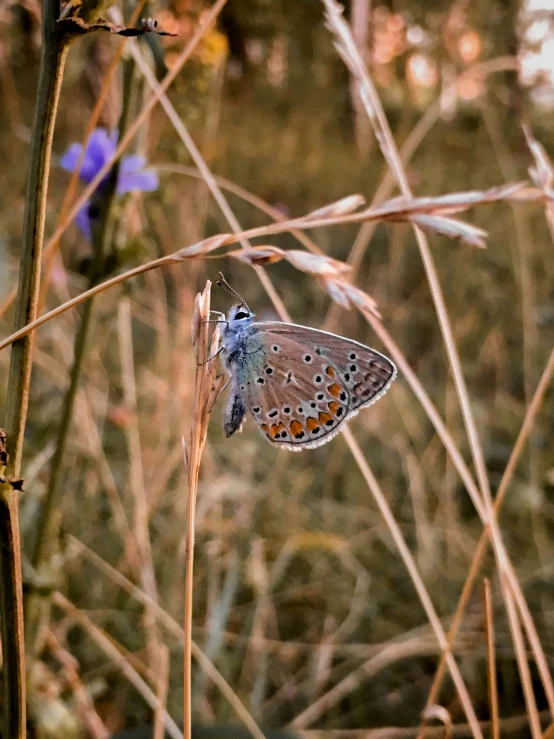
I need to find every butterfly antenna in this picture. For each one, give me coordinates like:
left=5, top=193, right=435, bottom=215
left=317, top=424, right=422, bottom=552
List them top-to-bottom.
left=217, top=272, right=250, bottom=311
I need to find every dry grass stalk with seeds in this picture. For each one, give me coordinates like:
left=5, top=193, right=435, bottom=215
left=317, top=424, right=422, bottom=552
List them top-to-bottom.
left=183, top=281, right=225, bottom=739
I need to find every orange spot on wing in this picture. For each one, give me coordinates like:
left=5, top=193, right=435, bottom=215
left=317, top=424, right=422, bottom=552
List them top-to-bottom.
left=325, top=366, right=336, bottom=378
left=327, top=383, right=343, bottom=398
left=328, top=401, right=341, bottom=415
left=319, top=412, right=333, bottom=426
left=306, top=417, right=320, bottom=432
left=290, top=420, right=304, bottom=437
left=270, top=422, right=285, bottom=438
left=261, top=423, right=269, bottom=434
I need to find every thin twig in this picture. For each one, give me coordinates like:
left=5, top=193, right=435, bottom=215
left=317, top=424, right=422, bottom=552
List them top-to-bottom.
left=482, top=579, right=499, bottom=739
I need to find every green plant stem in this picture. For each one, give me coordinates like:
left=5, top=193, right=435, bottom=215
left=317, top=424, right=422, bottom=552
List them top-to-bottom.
left=1, top=1, right=68, bottom=735
left=5, top=3, right=68, bottom=477
left=27, top=59, right=136, bottom=652
left=26, top=212, right=113, bottom=654
left=24, top=284, right=99, bottom=655
left=30, top=300, right=94, bottom=569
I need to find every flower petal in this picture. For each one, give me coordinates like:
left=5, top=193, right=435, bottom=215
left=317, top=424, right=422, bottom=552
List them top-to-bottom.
left=82, top=128, right=117, bottom=183
left=60, top=129, right=117, bottom=184
left=60, top=142, right=99, bottom=184
left=60, top=143, right=84, bottom=172
left=119, top=154, right=147, bottom=174
left=117, top=169, right=159, bottom=194
left=75, top=202, right=93, bottom=241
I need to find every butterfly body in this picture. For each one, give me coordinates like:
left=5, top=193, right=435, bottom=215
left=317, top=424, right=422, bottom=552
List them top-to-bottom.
left=220, top=304, right=396, bottom=451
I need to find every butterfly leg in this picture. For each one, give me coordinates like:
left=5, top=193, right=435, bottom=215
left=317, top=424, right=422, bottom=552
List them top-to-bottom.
left=204, top=311, right=228, bottom=327
left=198, top=345, right=224, bottom=366
left=207, top=376, right=230, bottom=414
left=223, top=380, right=247, bottom=437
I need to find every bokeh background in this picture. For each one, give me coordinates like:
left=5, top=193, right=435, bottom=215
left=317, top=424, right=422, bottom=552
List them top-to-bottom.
left=1, top=0, right=554, bottom=736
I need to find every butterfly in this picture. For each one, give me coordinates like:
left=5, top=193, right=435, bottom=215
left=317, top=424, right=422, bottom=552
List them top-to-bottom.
left=216, top=299, right=397, bottom=451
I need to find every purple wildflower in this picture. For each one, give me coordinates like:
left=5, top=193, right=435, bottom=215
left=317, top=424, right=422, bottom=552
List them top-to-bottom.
left=60, top=128, right=159, bottom=241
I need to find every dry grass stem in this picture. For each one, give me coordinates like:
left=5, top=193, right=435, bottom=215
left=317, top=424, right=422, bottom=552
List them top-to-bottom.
left=322, top=0, right=493, bottom=521
left=323, top=0, right=554, bottom=727
left=325, top=0, right=492, bottom=479
left=124, top=27, right=492, bottom=729
left=343, top=56, right=520, bottom=277
left=154, top=164, right=326, bottom=255
left=0, top=176, right=542, bottom=357
left=184, top=282, right=224, bottom=739
left=118, top=298, right=160, bottom=643
left=419, top=346, right=554, bottom=719
left=290, top=428, right=483, bottom=738
left=69, top=536, right=266, bottom=738
left=501, top=576, right=541, bottom=738
left=482, top=580, right=499, bottom=739
left=52, top=593, right=182, bottom=739
left=44, top=627, right=109, bottom=739
left=153, top=644, right=170, bottom=739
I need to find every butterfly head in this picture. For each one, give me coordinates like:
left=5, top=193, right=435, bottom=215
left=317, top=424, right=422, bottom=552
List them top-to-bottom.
left=221, top=303, right=255, bottom=345
left=227, top=303, right=255, bottom=328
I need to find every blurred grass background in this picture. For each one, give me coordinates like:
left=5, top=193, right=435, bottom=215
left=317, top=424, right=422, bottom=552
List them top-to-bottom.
left=1, top=0, right=554, bottom=736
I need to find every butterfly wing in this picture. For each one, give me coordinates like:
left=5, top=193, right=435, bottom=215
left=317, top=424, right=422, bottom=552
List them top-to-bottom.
left=261, top=322, right=397, bottom=412
left=241, top=324, right=396, bottom=450
left=241, top=332, right=350, bottom=450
